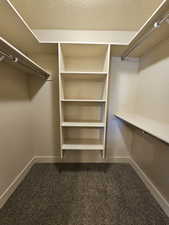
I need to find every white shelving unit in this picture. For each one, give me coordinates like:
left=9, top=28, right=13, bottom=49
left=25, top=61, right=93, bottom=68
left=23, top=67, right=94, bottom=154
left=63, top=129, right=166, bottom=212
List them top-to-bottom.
left=58, top=43, right=110, bottom=158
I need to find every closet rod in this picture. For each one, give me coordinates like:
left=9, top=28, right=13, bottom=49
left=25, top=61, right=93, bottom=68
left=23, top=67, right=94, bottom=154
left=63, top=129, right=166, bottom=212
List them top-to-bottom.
left=121, top=12, right=169, bottom=60
left=0, top=49, right=46, bottom=79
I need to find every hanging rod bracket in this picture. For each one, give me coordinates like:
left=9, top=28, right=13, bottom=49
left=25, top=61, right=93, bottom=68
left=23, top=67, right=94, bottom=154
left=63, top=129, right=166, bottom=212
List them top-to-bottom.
left=154, top=22, right=160, bottom=28
left=0, top=55, right=5, bottom=62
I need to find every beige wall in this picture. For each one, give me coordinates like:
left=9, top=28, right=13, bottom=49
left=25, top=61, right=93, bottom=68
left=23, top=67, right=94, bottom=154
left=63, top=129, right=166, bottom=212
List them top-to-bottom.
left=131, top=39, right=169, bottom=201
left=135, top=39, right=169, bottom=123
left=107, top=57, right=139, bottom=158
left=0, top=63, right=32, bottom=198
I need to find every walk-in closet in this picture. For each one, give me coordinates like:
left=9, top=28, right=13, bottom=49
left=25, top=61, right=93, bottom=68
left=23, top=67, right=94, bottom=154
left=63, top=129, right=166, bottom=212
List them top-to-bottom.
left=0, top=0, right=169, bottom=224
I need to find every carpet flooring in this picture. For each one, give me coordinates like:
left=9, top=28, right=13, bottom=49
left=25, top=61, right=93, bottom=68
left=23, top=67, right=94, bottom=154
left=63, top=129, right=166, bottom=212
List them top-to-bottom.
left=0, top=163, right=169, bottom=225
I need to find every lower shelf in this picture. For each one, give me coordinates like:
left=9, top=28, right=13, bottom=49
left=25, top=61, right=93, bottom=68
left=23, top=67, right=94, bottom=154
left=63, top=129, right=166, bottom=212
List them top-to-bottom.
left=62, top=122, right=105, bottom=127
left=62, top=144, right=104, bottom=150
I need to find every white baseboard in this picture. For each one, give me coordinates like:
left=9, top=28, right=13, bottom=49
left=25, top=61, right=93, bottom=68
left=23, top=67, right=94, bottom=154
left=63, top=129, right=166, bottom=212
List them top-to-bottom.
left=34, top=155, right=130, bottom=163
left=34, top=156, right=59, bottom=163
left=0, top=157, right=35, bottom=209
left=129, top=158, right=169, bottom=217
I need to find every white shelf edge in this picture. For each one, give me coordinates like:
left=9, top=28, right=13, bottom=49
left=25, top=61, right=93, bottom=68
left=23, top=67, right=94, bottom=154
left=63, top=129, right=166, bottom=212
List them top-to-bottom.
left=0, top=37, right=51, bottom=79
left=36, top=40, right=129, bottom=46
left=60, top=71, right=108, bottom=75
left=61, top=99, right=106, bottom=102
left=115, top=113, right=169, bottom=145
left=62, top=122, right=105, bottom=127
left=62, top=144, right=104, bottom=150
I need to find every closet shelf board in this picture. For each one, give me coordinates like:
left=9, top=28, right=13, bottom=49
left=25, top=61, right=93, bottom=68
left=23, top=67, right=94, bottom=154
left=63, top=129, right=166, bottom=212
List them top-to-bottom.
left=60, top=71, right=108, bottom=75
left=61, top=99, right=106, bottom=102
left=115, top=113, right=169, bottom=144
left=62, top=122, right=105, bottom=127
left=62, top=144, right=104, bottom=150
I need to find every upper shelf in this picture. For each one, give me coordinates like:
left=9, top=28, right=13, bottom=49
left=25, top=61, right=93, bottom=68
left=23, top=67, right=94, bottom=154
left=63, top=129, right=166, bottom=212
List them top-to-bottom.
left=2, top=0, right=169, bottom=59
left=121, top=0, right=169, bottom=58
left=0, top=37, right=50, bottom=79
left=59, top=43, right=109, bottom=73
left=115, top=112, right=169, bottom=145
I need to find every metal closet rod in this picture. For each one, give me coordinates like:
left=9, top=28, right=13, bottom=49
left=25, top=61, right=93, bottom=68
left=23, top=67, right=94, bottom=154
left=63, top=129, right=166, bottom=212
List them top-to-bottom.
left=121, top=12, right=169, bottom=60
left=0, top=49, right=46, bottom=79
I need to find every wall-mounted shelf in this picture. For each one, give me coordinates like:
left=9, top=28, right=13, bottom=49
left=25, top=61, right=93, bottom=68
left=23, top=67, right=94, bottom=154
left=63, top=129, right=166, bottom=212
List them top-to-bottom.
left=121, top=0, right=169, bottom=58
left=0, top=37, right=50, bottom=79
left=60, top=71, right=107, bottom=75
left=61, top=99, right=106, bottom=102
left=115, top=113, right=169, bottom=144
left=62, top=122, right=105, bottom=127
left=62, top=144, right=104, bottom=150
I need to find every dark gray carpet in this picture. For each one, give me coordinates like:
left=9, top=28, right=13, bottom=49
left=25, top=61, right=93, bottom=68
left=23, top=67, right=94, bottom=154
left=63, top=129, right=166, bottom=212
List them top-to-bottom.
left=0, top=163, right=169, bottom=225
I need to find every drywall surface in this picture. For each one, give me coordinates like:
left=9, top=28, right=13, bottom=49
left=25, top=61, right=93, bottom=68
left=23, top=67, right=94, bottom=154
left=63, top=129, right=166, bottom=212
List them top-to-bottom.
left=11, top=0, right=163, bottom=30
left=131, top=39, right=169, bottom=202
left=136, top=39, right=169, bottom=123
left=29, top=54, right=59, bottom=157
left=107, top=57, right=139, bottom=157
left=110, top=57, right=139, bottom=114
left=0, top=63, right=32, bottom=198
left=29, top=77, right=60, bottom=157
left=131, top=128, right=169, bottom=202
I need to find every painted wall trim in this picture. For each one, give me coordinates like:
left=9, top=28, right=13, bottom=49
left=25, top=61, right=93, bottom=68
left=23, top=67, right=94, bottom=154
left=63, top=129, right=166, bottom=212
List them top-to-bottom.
left=34, top=155, right=130, bottom=163
left=0, top=157, right=35, bottom=209
left=129, top=158, right=169, bottom=217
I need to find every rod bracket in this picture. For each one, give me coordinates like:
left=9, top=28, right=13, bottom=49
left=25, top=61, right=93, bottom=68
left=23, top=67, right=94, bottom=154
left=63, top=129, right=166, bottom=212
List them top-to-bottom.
left=0, top=55, right=5, bottom=62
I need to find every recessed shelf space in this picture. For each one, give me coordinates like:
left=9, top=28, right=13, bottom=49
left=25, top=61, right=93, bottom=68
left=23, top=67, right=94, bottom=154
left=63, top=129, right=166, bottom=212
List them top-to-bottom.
left=59, top=43, right=109, bottom=73
left=60, top=74, right=107, bottom=100
left=62, top=101, right=105, bottom=123
left=62, top=127, right=104, bottom=150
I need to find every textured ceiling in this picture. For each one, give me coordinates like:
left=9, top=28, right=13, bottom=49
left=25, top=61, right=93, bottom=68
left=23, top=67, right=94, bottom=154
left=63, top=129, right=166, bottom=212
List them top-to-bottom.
left=10, top=0, right=163, bottom=31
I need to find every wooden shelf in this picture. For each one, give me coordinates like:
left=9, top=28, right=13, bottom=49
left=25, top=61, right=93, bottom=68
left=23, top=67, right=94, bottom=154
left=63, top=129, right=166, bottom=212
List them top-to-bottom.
left=121, top=0, right=169, bottom=57
left=0, top=37, right=50, bottom=79
left=60, top=71, right=107, bottom=75
left=61, top=99, right=106, bottom=102
left=115, top=113, right=169, bottom=144
left=62, top=122, right=105, bottom=127
left=62, top=135, right=104, bottom=150
left=62, top=144, right=104, bottom=150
